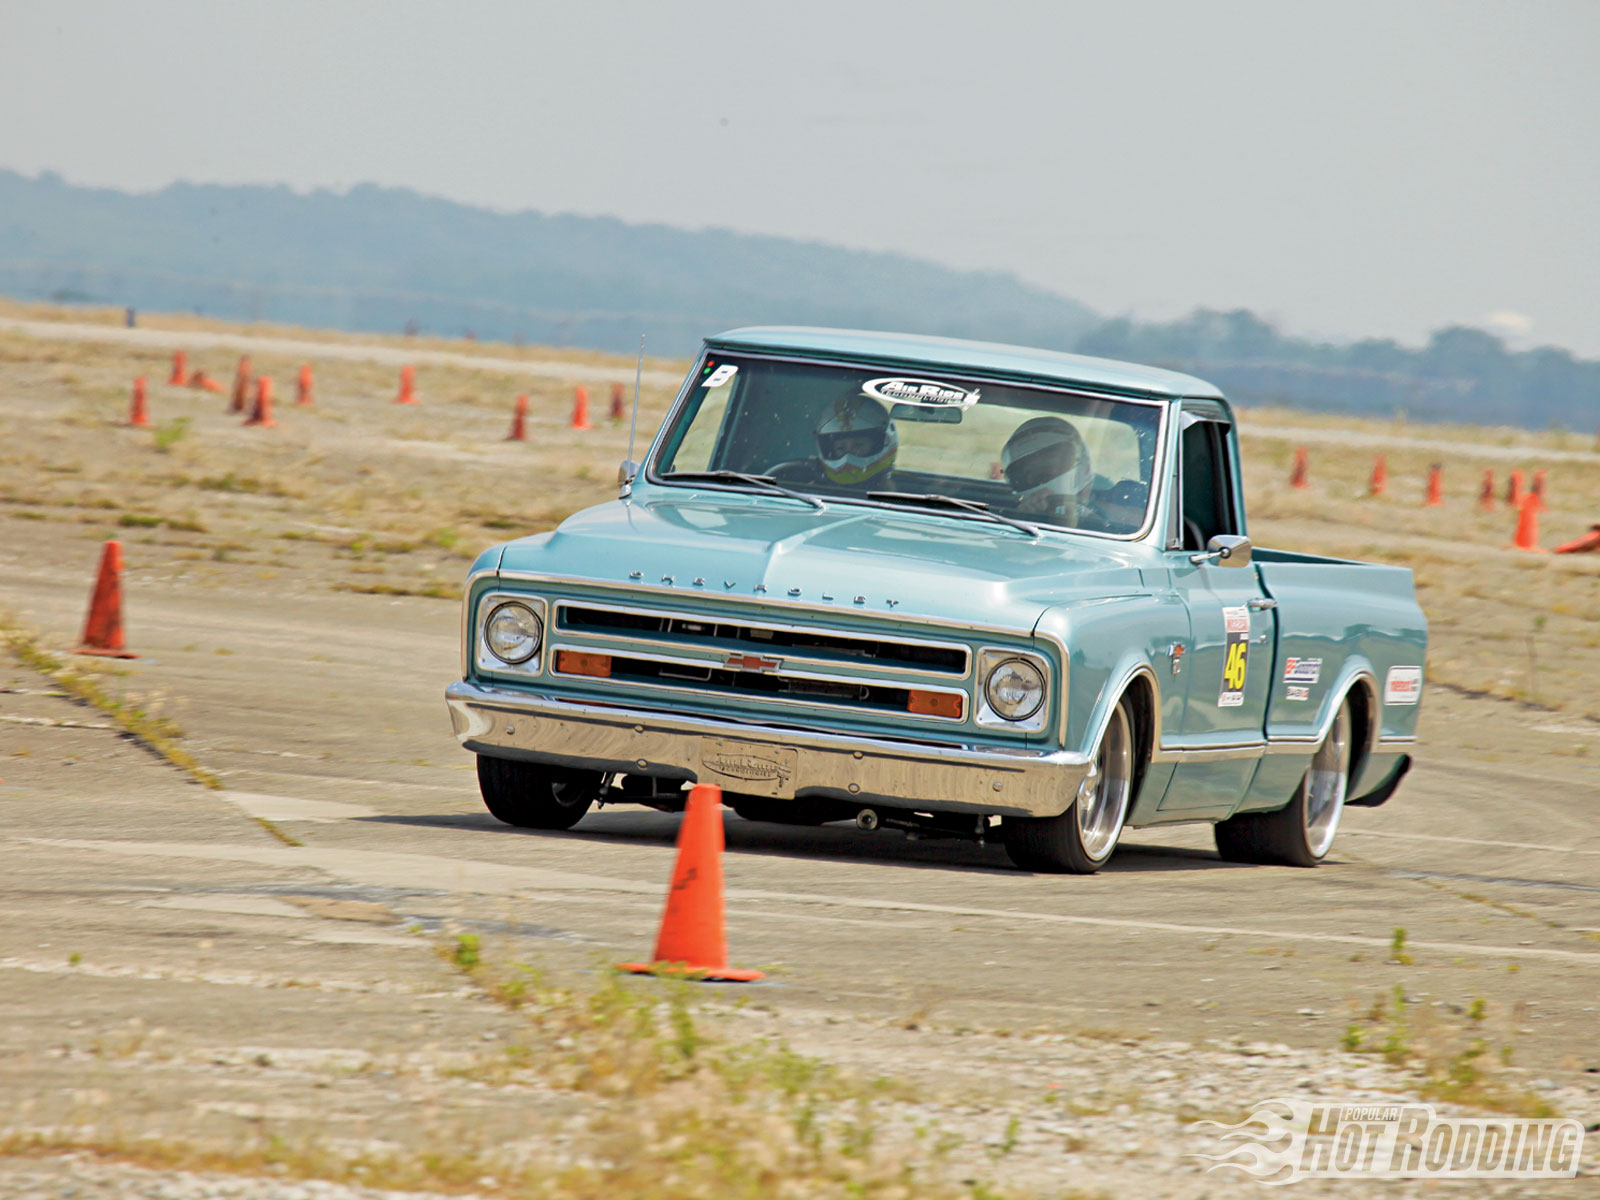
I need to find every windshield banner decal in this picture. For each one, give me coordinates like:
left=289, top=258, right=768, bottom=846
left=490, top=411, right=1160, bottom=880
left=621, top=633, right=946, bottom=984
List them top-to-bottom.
left=862, top=377, right=980, bottom=410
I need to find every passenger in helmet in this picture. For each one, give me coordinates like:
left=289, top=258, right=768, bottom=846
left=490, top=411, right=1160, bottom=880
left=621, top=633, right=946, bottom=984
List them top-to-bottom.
left=813, top=394, right=899, bottom=487
left=1001, top=416, right=1094, bottom=521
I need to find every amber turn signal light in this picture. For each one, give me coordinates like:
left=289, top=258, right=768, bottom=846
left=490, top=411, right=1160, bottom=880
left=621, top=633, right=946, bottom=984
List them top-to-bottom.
left=556, top=650, right=613, bottom=678
left=907, top=689, right=963, bottom=718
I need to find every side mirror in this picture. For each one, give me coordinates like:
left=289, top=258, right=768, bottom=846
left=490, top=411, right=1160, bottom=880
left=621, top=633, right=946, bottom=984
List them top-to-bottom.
left=617, top=459, right=639, bottom=497
left=1190, top=534, right=1252, bottom=568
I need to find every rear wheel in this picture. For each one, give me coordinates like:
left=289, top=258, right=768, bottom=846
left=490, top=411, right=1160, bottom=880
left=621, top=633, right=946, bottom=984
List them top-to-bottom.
left=1214, top=697, right=1352, bottom=866
left=1003, top=699, right=1134, bottom=874
left=476, top=755, right=603, bottom=830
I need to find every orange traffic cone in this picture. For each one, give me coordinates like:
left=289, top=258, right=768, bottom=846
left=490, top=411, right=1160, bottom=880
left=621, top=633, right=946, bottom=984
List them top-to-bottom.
left=168, top=349, right=188, bottom=386
left=229, top=355, right=252, bottom=414
left=296, top=364, right=314, bottom=407
left=396, top=365, right=418, bottom=405
left=190, top=371, right=224, bottom=394
left=127, top=376, right=151, bottom=428
left=243, top=376, right=276, bottom=427
left=609, top=381, right=626, bottom=422
left=570, top=385, right=592, bottom=430
left=506, top=394, right=529, bottom=441
left=1289, top=446, right=1309, bottom=489
left=1368, top=455, right=1387, bottom=496
left=990, top=461, right=1004, bottom=481
left=1424, top=463, right=1442, bottom=506
left=1478, top=469, right=1496, bottom=511
left=1506, top=469, right=1524, bottom=508
left=1531, top=469, right=1547, bottom=510
left=1510, top=492, right=1542, bottom=552
left=1553, top=523, right=1600, bottom=554
left=77, top=541, right=137, bottom=659
left=619, top=784, right=764, bottom=982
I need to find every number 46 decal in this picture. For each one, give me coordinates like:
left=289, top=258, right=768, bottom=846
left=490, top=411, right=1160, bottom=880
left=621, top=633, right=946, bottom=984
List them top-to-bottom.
left=1218, top=605, right=1250, bottom=707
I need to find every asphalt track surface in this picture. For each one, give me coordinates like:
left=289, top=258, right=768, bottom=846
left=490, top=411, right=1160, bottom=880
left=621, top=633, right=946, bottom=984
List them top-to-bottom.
left=3, top=529, right=1597, bottom=1069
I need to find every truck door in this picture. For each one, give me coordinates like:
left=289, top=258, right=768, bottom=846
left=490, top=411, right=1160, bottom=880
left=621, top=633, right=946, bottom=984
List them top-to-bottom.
left=1159, top=414, right=1275, bottom=814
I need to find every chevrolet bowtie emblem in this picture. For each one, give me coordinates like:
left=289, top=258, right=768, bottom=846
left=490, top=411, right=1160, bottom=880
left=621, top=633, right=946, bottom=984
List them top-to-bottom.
left=725, top=653, right=782, bottom=672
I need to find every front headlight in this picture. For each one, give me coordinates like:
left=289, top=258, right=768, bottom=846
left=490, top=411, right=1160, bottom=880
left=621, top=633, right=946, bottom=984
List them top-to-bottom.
left=485, top=601, right=543, bottom=664
left=984, top=657, right=1045, bottom=721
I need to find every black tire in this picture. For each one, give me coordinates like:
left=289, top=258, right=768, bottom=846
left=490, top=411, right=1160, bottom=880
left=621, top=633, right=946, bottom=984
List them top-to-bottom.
left=1214, top=697, right=1352, bottom=867
left=1003, top=699, right=1135, bottom=874
left=476, top=755, right=602, bottom=830
left=728, top=796, right=843, bottom=826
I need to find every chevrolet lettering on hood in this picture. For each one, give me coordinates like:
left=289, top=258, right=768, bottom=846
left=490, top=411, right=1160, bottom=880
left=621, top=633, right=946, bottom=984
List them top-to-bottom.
left=446, top=325, right=1426, bottom=874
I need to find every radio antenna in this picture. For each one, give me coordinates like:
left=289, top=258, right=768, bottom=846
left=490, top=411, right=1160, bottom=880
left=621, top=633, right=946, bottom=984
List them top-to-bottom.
left=618, top=334, right=646, bottom=498
left=627, top=334, right=644, bottom=465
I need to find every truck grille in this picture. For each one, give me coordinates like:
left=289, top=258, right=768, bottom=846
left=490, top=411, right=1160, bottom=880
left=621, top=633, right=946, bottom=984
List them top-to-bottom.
left=550, top=600, right=969, bottom=722
left=558, top=603, right=967, bottom=674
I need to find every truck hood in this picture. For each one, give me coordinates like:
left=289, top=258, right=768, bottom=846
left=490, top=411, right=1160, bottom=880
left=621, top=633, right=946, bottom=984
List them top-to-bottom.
left=495, top=491, right=1147, bottom=632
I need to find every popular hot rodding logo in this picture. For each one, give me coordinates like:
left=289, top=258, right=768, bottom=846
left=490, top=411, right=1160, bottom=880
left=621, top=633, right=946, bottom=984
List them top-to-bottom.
left=1190, top=1099, right=1583, bottom=1184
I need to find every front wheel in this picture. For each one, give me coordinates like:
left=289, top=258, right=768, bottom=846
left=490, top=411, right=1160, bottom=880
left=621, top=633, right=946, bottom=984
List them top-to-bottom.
left=1214, top=697, right=1352, bottom=866
left=1003, top=700, right=1135, bottom=874
left=477, top=756, right=603, bottom=830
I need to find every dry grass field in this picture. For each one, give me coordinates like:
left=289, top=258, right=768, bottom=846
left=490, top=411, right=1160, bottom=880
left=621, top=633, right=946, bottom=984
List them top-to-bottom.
left=2, top=300, right=1595, bottom=724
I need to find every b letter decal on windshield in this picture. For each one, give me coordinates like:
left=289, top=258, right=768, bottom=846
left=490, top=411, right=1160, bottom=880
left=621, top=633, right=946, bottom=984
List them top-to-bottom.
left=702, top=363, right=738, bottom=389
left=1218, top=605, right=1250, bottom=707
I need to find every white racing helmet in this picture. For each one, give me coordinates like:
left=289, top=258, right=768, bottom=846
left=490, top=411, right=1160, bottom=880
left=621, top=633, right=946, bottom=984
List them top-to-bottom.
left=816, top=394, right=898, bottom=485
left=1001, top=417, right=1093, bottom=509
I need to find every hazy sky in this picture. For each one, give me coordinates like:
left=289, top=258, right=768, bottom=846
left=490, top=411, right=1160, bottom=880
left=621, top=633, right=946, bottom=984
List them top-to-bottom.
left=4, top=1, right=1598, bottom=355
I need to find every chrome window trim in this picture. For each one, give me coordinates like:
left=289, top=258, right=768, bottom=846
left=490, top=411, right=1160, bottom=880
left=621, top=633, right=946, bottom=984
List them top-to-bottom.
left=644, top=347, right=1174, bottom=545
left=474, top=592, right=548, bottom=679
left=552, top=598, right=972, bottom=680
left=548, top=642, right=969, bottom=724
left=974, top=646, right=1053, bottom=732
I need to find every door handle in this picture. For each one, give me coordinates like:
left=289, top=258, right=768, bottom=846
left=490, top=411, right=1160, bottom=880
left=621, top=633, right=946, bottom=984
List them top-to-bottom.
left=1247, top=597, right=1277, bottom=611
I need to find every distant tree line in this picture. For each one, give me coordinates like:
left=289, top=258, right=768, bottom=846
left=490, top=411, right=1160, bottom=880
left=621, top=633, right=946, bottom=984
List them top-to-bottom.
left=0, top=170, right=1595, bottom=432
left=1076, top=309, right=1598, bottom=432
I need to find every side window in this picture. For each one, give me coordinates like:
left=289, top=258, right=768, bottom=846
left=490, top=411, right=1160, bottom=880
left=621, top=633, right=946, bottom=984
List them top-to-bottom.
left=1179, top=421, right=1237, bottom=550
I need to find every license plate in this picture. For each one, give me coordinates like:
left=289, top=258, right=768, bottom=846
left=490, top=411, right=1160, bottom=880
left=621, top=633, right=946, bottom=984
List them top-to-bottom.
left=699, top=739, right=798, bottom=798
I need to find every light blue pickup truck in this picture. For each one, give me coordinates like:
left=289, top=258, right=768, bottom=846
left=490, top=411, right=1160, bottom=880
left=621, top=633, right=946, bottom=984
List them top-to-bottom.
left=446, top=328, right=1426, bottom=873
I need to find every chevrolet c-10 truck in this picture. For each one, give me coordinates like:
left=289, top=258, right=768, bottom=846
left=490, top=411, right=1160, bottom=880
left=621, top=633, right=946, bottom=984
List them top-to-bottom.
left=445, top=328, right=1426, bottom=873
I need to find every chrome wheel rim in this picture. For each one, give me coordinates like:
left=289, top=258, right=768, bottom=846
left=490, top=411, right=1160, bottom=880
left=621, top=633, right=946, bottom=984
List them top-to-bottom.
left=1303, top=702, right=1351, bottom=858
left=1077, top=705, right=1132, bottom=862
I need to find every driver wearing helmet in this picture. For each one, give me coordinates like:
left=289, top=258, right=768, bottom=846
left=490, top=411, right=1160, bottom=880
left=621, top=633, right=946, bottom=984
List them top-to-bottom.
left=812, top=393, right=899, bottom=488
left=1001, top=416, right=1094, bottom=520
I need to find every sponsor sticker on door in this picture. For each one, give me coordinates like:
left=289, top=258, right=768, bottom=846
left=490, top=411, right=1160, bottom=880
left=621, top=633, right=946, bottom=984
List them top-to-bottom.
left=1218, top=605, right=1250, bottom=707
left=1283, top=657, right=1322, bottom=684
left=1384, top=666, right=1423, bottom=705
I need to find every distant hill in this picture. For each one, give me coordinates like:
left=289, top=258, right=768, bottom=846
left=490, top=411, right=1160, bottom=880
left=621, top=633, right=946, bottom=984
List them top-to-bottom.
left=0, top=170, right=1099, bottom=357
left=1, top=170, right=1595, bottom=430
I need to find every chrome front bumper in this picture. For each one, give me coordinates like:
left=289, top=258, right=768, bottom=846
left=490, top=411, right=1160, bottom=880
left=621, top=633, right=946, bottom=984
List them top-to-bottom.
left=445, top=681, right=1084, bottom=818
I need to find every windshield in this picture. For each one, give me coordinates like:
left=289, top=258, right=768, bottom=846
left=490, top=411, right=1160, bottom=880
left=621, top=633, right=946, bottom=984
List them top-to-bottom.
left=651, top=352, right=1164, bottom=537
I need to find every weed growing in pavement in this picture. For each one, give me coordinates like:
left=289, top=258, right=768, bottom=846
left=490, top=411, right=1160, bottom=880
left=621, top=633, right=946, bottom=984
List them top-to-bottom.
left=151, top=416, right=191, bottom=453
left=0, top=619, right=221, bottom=791
left=1388, top=926, right=1413, bottom=964
left=416, top=936, right=986, bottom=1197
left=1339, top=986, right=1556, bottom=1117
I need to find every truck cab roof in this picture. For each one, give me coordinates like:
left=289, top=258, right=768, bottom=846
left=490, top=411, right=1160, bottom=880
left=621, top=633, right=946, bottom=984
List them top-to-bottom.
left=707, top=326, right=1227, bottom=402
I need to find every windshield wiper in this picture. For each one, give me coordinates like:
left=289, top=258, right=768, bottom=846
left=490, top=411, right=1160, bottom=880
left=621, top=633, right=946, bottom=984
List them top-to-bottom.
left=660, top=471, right=825, bottom=510
left=867, top=491, right=1039, bottom=538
